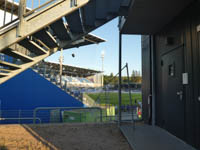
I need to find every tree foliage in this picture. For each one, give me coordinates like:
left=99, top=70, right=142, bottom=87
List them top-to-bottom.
left=104, top=70, right=142, bottom=85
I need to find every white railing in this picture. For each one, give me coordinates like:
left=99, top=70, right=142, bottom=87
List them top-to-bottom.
left=0, top=0, right=55, bottom=28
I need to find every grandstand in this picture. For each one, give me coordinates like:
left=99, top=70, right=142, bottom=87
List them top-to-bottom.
left=33, top=61, right=103, bottom=89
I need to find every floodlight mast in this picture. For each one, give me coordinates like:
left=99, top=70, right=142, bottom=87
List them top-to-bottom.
left=101, top=51, right=105, bottom=87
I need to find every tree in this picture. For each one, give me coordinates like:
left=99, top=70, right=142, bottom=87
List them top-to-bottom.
left=131, top=69, right=142, bottom=83
left=131, top=70, right=136, bottom=78
left=110, top=72, right=114, bottom=77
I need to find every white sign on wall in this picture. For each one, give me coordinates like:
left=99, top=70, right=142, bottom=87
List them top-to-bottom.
left=197, top=24, right=200, bottom=32
left=182, top=73, right=188, bottom=85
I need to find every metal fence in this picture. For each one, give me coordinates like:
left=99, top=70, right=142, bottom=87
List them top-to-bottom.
left=85, top=63, right=142, bottom=127
left=0, top=105, right=140, bottom=125
left=0, top=107, right=103, bottom=124
left=0, top=110, right=40, bottom=124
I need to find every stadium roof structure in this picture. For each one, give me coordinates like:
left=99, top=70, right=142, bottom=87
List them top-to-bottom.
left=63, top=33, right=105, bottom=49
left=34, top=61, right=101, bottom=78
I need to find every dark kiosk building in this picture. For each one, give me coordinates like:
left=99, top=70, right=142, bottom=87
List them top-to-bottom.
left=120, top=0, right=200, bottom=149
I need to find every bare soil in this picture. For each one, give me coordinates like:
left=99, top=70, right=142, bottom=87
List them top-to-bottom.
left=0, top=123, right=132, bottom=150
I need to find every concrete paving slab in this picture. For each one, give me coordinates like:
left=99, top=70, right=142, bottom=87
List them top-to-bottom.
left=120, top=124, right=197, bottom=150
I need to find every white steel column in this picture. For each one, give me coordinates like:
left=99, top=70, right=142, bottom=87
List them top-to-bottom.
left=59, top=48, right=64, bottom=88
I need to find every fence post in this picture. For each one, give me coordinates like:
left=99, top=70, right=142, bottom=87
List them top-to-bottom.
left=105, top=86, right=108, bottom=121
left=33, top=108, right=37, bottom=124
left=100, top=108, right=102, bottom=122
left=18, top=110, right=21, bottom=124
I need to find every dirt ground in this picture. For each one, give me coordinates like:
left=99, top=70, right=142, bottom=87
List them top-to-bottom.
left=0, top=123, right=132, bottom=150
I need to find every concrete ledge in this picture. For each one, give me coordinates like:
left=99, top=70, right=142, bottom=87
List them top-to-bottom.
left=120, top=124, right=196, bottom=150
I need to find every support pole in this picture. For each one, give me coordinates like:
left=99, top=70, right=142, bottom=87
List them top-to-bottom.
left=3, top=0, right=7, bottom=26
left=11, top=0, right=14, bottom=21
left=18, top=0, right=27, bottom=37
left=32, top=0, right=34, bottom=9
left=118, top=32, right=122, bottom=127
left=151, top=35, right=156, bottom=126
left=59, top=48, right=63, bottom=88
left=126, top=63, right=135, bottom=128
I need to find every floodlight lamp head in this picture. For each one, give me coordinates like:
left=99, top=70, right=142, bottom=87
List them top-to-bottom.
left=101, top=51, right=105, bottom=58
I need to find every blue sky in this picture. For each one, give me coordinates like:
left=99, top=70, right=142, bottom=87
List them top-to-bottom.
left=46, top=18, right=141, bottom=75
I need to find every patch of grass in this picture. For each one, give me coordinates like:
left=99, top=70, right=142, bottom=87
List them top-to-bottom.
left=87, top=92, right=142, bottom=106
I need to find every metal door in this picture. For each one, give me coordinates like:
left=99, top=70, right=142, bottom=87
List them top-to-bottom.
left=161, top=46, right=185, bottom=139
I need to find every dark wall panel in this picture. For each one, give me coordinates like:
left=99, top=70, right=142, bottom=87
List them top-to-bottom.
left=141, top=1, right=200, bottom=149
left=152, top=2, right=199, bottom=148
left=189, top=2, right=200, bottom=147
left=154, top=17, right=186, bottom=128
left=142, top=35, right=151, bottom=124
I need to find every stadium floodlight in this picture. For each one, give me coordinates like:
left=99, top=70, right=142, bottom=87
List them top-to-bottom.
left=101, top=50, right=105, bottom=58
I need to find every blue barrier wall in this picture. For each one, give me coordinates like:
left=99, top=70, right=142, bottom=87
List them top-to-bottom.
left=0, top=69, right=83, bottom=124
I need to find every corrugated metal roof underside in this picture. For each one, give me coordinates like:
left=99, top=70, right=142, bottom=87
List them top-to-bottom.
left=120, top=0, right=194, bottom=34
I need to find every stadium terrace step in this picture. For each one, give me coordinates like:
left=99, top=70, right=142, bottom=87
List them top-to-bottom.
left=0, top=0, right=132, bottom=84
left=33, top=29, right=58, bottom=49
left=19, top=38, right=48, bottom=55
left=2, top=48, right=34, bottom=63
left=0, top=60, right=20, bottom=70
left=0, top=68, right=12, bottom=73
left=34, top=70, right=83, bottom=102
left=0, top=72, right=10, bottom=77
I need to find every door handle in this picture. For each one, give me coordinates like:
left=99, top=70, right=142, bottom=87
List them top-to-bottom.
left=177, top=91, right=183, bottom=101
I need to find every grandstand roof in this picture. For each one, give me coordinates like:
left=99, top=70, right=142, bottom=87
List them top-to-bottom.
left=34, top=61, right=101, bottom=77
